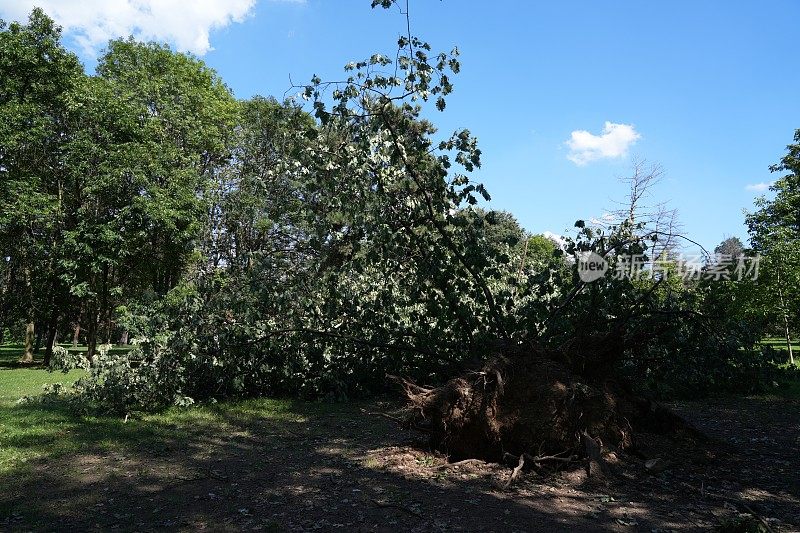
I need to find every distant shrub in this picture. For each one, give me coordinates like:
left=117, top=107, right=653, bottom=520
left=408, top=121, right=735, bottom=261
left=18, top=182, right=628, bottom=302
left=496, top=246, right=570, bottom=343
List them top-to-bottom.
left=72, top=342, right=193, bottom=415
left=48, top=346, right=89, bottom=373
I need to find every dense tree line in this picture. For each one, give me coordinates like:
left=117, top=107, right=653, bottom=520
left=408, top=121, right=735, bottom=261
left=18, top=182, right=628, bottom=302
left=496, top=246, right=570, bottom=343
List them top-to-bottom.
left=0, top=8, right=797, bottom=415
left=0, top=9, right=236, bottom=362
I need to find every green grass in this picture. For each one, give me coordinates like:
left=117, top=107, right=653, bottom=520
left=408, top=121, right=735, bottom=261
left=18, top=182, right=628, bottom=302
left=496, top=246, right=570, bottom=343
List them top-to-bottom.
left=2, top=336, right=796, bottom=485
left=761, top=336, right=800, bottom=353
left=761, top=337, right=800, bottom=370
left=754, top=338, right=800, bottom=399
left=0, top=343, right=37, bottom=367
left=0, top=345, right=342, bottom=479
left=0, top=366, right=87, bottom=474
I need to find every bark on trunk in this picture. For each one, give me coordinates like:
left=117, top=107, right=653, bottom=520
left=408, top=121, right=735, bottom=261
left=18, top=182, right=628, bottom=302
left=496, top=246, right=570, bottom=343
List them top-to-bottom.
left=21, top=264, right=35, bottom=363
left=100, top=264, right=111, bottom=346
left=0, top=272, right=6, bottom=345
left=777, top=275, right=795, bottom=366
left=44, top=309, right=59, bottom=367
left=86, top=314, right=97, bottom=362
left=783, top=320, right=794, bottom=366
left=21, top=322, right=34, bottom=363
left=72, top=323, right=80, bottom=348
left=33, top=325, right=43, bottom=354
left=118, top=330, right=129, bottom=346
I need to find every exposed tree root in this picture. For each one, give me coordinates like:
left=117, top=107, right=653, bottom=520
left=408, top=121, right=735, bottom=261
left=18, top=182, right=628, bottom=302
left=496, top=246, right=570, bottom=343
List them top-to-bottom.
left=395, top=348, right=702, bottom=474
left=503, top=453, right=525, bottom=489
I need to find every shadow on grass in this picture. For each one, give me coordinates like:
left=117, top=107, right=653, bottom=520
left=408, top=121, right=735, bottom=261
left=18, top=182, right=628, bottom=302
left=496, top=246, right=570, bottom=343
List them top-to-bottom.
left=0, top=344, right=39, bottom=369
left=1, top=390, right=798, bottom=531
left=0, top=395, right=622, bottom=532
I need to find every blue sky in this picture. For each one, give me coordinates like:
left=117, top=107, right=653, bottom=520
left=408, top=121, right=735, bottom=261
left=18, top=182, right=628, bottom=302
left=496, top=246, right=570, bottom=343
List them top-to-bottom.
left=3, top=0, right=799, bottom=252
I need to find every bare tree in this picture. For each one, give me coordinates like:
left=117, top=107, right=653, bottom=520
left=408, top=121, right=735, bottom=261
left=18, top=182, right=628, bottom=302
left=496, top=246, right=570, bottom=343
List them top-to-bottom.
left=607, top=157, right=683, bottom=260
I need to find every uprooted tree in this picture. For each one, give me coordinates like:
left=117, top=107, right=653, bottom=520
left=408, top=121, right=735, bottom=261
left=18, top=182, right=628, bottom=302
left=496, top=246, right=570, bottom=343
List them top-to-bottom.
left=279, top=0, right=758, bottom=468
left=21, top=1, right=774, bottom=469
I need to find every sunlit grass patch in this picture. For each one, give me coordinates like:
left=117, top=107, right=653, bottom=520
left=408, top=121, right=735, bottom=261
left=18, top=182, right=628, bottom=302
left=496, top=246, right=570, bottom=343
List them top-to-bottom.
left=0, top=362, right=340, bottom=476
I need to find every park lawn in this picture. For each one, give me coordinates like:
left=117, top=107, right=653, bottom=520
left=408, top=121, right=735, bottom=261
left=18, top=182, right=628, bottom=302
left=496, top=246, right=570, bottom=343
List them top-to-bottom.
left=761, top=336, right=800, bottom=361
left=761, top=336, right=800, bottom=349
left=760, top=337, right=800, bottom=387
left=2, top=338, right=798, bottom=479
left=1, top=340, right=798, bottom=494
left=0, top=344, right=39, bottom=367
left=1, top=347, right=800, bottom=531
left=0, top=350, right=337, bottom=479
left=0, top=359, right=371, bottom=530
left=0, top=366, right=87, bottom=475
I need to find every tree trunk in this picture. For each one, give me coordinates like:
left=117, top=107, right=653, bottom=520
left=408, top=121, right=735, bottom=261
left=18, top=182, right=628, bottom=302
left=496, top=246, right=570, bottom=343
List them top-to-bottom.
left=21, top=264, right=35, bottom=363
left=100, top=264, right=111, bottom=345
left=0, top=271, right=6, bottom=345
left=777, top=272, right=795, bottom=366
left=781, top=305, right=794, bottom=366
left=86, top=307, right=98, bottom=362
left=44, top=309, right=59, bottom=367
left=21, top=322, right=34, bottom=363
left=72, top=322, right=80, bottom=348
left=86, top=322, right=97, bottom=362
left=784, top=322, right=795, bottom=366
left=33, top=324, right=43, bottom=354
left=118, top=330, right=129, bottom=346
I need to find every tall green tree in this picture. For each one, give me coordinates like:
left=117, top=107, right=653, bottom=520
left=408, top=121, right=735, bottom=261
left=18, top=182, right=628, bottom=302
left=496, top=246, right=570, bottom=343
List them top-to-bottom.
left=0, top=9, right=83, bottom=362
left=61, top=40, right=238, bottom=359
left=747, top=129, right=800, bottom=364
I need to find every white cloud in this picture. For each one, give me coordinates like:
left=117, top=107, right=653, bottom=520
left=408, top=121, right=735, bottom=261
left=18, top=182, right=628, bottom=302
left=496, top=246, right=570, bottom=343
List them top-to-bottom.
left=0, top=0, right=261, bottom=56
left=565, top=121, right=641, bottom=166
left=745, top=182, right=773, bottom=192
left=589, top=212, right=616, bottom=225
left=542, top=231, right=567, bottom=249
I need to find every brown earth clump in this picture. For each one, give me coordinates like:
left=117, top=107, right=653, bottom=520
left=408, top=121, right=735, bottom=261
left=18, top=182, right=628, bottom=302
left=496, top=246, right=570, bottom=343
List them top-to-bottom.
left=399, top=346, right=700, bottom=465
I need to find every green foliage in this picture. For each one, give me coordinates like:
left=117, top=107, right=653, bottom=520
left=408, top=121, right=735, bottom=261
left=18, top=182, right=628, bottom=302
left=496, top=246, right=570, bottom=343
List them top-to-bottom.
left=1, top=6, right=791, bottom=411
left=0, top=9, right=84, bottom=354
left=0, top=11, right=239, bottom=360
left=61, top=21, right=558, bottom=406
left=60, top=40, right=238, bottom=355
left=745, top=129, right=800, bottom=361
left=747, top=129, right=800, bottom=249
left=714, top=236, right=744, bottom=258
left=70, top=337, right=195, bottom=414
left=47, top=346, right=88, bottom=373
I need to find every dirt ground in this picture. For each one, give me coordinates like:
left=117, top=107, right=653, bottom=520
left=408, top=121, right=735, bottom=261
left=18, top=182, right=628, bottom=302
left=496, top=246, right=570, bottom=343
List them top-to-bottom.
left=1, top=396, right=798, bottom=532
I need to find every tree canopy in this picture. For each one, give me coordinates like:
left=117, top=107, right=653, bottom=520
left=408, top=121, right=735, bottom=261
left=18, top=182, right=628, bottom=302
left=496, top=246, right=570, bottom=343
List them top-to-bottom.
left=0, top=7, right=796, bottom=416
